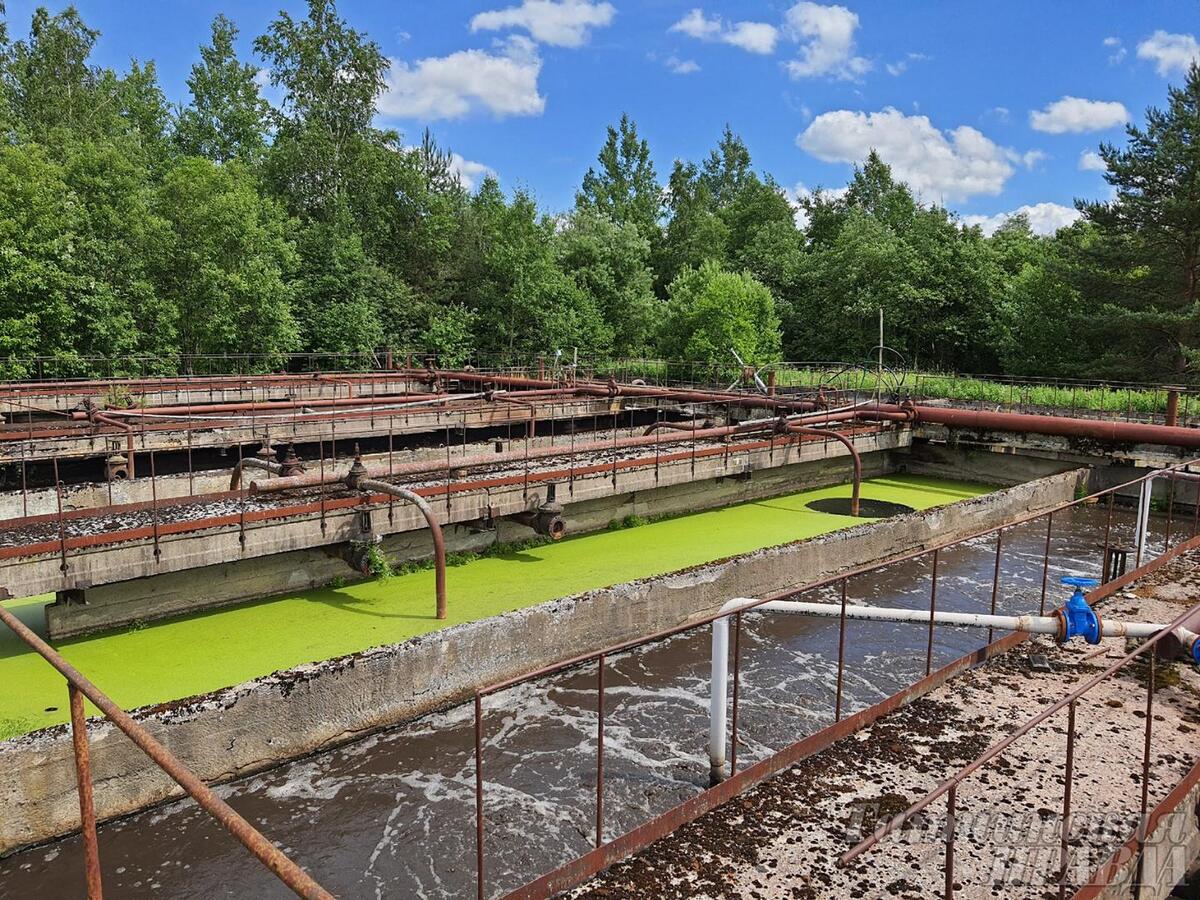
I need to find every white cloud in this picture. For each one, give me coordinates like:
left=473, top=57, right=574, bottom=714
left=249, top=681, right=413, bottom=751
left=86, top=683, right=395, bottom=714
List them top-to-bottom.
left=470, top=0, right=615, bottom=48
left=783, top=2, right=870, bottom=80
left=670, top=9, right=779, bottom=55
left=1137, top=30, right=1200, bottom=77
left=1103, top=36, right=1127, bottom=64
left=380, top=37, right=545, bottom=121
left=885, top=52, right=929, bottom=77
left=665, top=55, right=700, bottom=75
left=1029, top=96, right=1128, bottom=134
left=797, top=107, right=1026, bottom=201
left=1079, top=150, right=1107, bottom=172
left=447, top=153, right=496, bottom=190
left=961, top=203, right=1081, bottom=237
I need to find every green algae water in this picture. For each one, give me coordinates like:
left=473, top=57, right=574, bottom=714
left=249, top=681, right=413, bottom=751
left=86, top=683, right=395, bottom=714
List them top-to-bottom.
left=0, top=474, right=989, bottom=738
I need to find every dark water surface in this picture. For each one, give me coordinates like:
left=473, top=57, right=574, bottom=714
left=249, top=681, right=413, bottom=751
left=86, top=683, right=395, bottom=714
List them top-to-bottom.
left=0, top=504, right=1172, bottom=900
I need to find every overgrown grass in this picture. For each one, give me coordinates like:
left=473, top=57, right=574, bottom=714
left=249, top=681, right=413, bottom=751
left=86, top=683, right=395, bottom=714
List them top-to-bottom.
left=777, top=367, right=1190, bottom=417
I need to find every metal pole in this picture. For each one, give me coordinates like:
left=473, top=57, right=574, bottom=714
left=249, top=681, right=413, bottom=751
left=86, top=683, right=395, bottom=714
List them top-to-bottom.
left=1039, top=512, right=1054, bottom=615
left=988, top=530, right=1002, bottom=644
left=926, top=548, right=940, bottom=676
left=835, top=579, right=848, bottom=721
left=730, top=610, right=742, bottom=776
left=1134, top=653, right=1155, bottom=900
left=595, top=654, right=605, bottom=849
left=69, top=683, right=103, bottom=900
left=475, top=692, right=485, bottom=900
left=1057, top=700, right=1076, bottom=900
left=944, top=784, right=956, bottom=899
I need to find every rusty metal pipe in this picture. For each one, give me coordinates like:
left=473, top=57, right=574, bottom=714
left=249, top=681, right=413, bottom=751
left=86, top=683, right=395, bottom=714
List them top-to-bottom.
left=411, top=369, right=822, bottom=412
left=73, top=393, right=445, bottom=419
left=894, top=404, right=1200, bottom=449
left=92, top=413, right=135, bottom=479
left=249, top=422, right=776, bottom=493
left=785, top=424, right=862, bottom=516
left=229, top=457, right=284, bottom=491
left=358, top=479, right=447, bottom=619
left=0, top=603, right=332, bottom=900
left=69, top=683, right=103, bottom=899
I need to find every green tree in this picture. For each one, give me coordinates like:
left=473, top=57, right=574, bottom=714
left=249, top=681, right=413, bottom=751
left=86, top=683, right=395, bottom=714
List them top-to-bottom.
left=256, top=0, right=388, bottom=216
left=176, top=15, right=269, bottom=164
left=1076, top=63, right=1200, bottom=377
left=576, top=114, right=661, bottom=239
left=0, top=144, right=81, bottom=374
left=155, top=158, right=298, bottom=359
left=556, top=208, right=658, bottom=355
left=659, top=261, right=781, bottom=365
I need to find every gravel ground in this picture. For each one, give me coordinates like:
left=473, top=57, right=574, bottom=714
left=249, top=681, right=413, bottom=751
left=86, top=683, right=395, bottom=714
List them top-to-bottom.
left=571, top=553, right=1200, bottom=899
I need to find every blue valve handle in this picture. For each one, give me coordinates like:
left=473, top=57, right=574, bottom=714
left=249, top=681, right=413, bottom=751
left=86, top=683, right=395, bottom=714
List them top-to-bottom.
left=1059, top=576, right=1102, bottom=645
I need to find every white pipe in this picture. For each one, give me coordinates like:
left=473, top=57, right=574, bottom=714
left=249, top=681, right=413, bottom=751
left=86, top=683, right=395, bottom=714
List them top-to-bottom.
left=1133, top=468, right=1200, bottom=565
left=707, top=597, right=1199, bottom=780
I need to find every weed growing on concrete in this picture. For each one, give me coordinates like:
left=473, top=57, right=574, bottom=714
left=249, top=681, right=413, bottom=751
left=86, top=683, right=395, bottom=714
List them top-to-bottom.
left=364, top=545, right=394, bottom=579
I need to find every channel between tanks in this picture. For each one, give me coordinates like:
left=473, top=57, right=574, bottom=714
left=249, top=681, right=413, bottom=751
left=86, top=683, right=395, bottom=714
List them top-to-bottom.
left=0, top=467, right=1082, bottom=856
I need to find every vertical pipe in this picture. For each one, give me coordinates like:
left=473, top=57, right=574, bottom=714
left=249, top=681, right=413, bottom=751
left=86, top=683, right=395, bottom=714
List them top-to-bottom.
left=1165, top=387, right=1180, bottom=427
left=150, top=450, right=160, bottom=558
left=53, top=457, right=67, bottom=576
left=1039, top=512, right=1054, bottom=615
left=926, top=549, right=940, bottom=676
left=835, top=579, right=848, bottom=722
left=730, top=610, right=743, bottom=776
left=595, top=654, right=605, bottom=849
left=69, top=684, right=103, bottom=900
left=475, top=692, right=485, bottom=900
left=1058, top=699, right=1076, bottom=900
left=944, top=784, right=956, bottom=899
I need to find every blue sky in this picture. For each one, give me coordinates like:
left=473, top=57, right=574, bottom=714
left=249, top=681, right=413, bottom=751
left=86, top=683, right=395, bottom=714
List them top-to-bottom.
left=7, top=1, right=1200, bottom=233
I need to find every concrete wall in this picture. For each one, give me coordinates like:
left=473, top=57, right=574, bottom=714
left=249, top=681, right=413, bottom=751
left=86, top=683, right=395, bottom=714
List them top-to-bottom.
left=36, top=431, right=906, bottom=637
left=0, top=467, right=1084, bottom=855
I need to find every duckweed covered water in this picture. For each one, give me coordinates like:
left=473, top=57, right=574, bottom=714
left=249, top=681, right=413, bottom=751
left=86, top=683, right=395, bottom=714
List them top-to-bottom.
left=0, top=475, right=988, bottom=738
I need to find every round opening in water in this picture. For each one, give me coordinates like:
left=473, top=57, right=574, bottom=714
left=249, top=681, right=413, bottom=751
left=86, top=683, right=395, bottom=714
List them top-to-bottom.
left=805, top=497, right=915, bottom=518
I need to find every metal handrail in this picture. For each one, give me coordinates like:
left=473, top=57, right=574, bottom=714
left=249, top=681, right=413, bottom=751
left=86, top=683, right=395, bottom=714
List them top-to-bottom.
left=470, top=456, right=1200, bottom=899
left=0, top=600, right=332, bottom=900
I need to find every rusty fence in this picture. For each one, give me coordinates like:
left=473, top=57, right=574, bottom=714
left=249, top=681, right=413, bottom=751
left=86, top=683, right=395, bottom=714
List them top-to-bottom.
left=469, top=457, right=1200, bottom=900
left=839, top=579, right=1200, bottom=898
left=0, top=599, right=332, bottom=900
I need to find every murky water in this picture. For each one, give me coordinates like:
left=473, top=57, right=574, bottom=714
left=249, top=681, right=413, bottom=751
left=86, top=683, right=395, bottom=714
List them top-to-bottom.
left=0, top=504, right=1176, bottom=900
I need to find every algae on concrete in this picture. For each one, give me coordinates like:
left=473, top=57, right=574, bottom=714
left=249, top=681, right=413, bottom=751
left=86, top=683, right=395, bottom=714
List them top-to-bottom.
left=0, top=475, right=988, bottom=738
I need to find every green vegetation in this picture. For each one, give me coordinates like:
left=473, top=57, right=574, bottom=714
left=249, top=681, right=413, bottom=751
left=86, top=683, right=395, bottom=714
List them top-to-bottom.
left=2, top=3, right=1199, bottom=382
left=780, top=368, right=1189, bottom=415
left=0, top=474, right=988, bottom=738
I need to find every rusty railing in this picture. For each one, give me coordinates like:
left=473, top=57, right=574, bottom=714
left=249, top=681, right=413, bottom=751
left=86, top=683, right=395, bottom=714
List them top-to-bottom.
left=469, top=457, right=1200, bottom=899
left=0, top=599, right=332, bottom=900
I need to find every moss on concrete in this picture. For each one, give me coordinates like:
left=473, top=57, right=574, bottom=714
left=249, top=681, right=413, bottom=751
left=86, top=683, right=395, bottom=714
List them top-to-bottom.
left=0, top=474, right=988, bottom=738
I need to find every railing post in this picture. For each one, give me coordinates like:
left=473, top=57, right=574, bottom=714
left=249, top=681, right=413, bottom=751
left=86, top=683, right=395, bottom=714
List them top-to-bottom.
left=1102, top=492, right=1115, bottom=582
left=1039, top=512, right=1054, bottom=615
left=988, top=530, right=1002, bottom=644
left=926, top=548, right=940, bottom=676
left=835, top=579, right=848, bottom=721
left=730, top=610, right=742, bottom=776
left=1134, top=653, right=1156, bottom=899
left=595, top=654, right=605, bottom=849
left=69, top=683, right=104, bottom=900
left=475, top=691, right=485, bottom=900
left=1058, top=699, right=1076, bottom=900
left=944, top=783, right=956, bottom=899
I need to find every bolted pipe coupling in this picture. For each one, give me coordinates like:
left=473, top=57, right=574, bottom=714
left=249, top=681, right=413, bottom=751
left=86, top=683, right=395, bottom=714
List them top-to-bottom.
left=1055, top=576, right=1102, bottom=645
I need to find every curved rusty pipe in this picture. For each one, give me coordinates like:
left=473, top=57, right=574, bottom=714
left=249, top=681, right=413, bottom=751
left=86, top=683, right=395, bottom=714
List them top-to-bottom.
left=91, top=412, right=136, bottom=479
left=785, top=424, right=862, bottom=516
left=229, top=457, right=285, bottom=491
left=357, top=478, right=447, bottom=620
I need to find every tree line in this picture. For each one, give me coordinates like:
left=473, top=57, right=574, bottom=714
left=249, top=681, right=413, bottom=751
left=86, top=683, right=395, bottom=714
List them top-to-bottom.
left=1, top=1, right=1198, bottom=382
